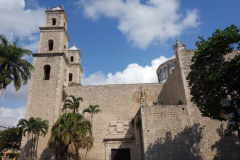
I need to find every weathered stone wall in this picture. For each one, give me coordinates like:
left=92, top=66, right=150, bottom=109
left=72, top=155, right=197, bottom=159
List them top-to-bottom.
left=44, top=11, right=68, bottom=30
left=38, top=31, right=68, bottom=54
left=174, top=43, right=240, bottom=159
left=68, top=50, right=81, bottom=64
left=20, top=54, right=66, bottom=160
left=157, top=64, right=186, bottom=105
left=68, top=65, right=81, bottom=84
left=64, top=83, right=163, bottom=160
left=141, top=104, right=240, bottom=160
left=141, top=105, right=193, bottom=160
left=133, top=110, right=143, bottom=160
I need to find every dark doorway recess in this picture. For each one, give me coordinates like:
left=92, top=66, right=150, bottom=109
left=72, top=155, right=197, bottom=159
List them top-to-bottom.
left=111, top=148, right=131, bottom=160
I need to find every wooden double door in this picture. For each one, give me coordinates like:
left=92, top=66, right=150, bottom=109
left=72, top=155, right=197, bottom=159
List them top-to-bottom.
left=111, top=148, right=131, bottom=160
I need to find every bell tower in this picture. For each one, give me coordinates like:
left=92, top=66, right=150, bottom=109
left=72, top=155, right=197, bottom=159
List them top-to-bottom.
left=20, top=6, right=72, bottom=159
left=38, top=6, right=69, bottom=55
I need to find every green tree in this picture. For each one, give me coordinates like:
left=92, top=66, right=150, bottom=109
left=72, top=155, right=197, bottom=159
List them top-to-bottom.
left=187, top=25, right=240, bottom=135
left=0, top=34, right=33, bottom=94
left=62, top=95, right=83, bottom=113
left=83, top=104, right=101, bottom=124
left=82, top=105, right=100, bottom=160
left=48, top=113, right=91, bottom=160
left=17, top=117, right=49, bottom=160
left=33, top=117, right=49, bottom=159
left=17, top=118, right=34, bottom=159
left=0, top=127, right=22, bottom=153
left=81, top=136, right=94, bottom=160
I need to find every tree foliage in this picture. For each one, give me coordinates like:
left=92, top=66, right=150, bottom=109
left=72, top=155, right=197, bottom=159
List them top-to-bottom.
left=187, top=25, right=240, bottom=134
left=0, top=34, right=33, bottom=90
left=62, top=95, right=83, bottom=113
left=82, top=104, right=101, bottom=160
left=83, top=104, right=101, bottom=124
left=48, top=113, right=91, bottom=160
left=17, top=117, right=49, bottom=159
left=0, top=127, right=22, bottom=152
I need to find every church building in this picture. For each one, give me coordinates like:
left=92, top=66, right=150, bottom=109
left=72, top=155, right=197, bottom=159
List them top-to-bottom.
left=20, top=7, right=240, bottom=160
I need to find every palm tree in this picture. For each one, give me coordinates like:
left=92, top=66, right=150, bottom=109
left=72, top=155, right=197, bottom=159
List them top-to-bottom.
left=0, top=34, right=33, bottom=96
left=62, top=95, right=83, bottom=113
left=82, top=105, right=101, bottom=159
left=83, top=105, right=101, bottom=124
left=48, top=113, right=91, bottom=160
left=17, top=117, right=49, bottom=160
left=34, top=117, right=49, bottom=159
left=17, top=118, right=34, bottom=160
left=48, top=127, right=65, bottom=160
left=81, top=136, right=94, bottom=160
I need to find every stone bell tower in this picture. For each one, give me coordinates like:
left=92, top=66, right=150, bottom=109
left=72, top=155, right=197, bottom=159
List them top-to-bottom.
left=20, top=6, right=80, bottom=159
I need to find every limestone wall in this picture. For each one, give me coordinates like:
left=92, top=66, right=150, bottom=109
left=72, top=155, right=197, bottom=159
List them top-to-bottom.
left=44, top=10, right=68, bottom=30
left=38, top=30, right=68, bottom=54
left=174, top=46, right=240, bottom=159
left=68, top=50, right=81, bottom=64
left=21, top=55, right=66, bottom=160
left=157, top=64, right=186, bottom=105
left=68, top=65, right=81, bottom=84
left=64, top=83, right=163, bottom=160
left=141, top=104, right=240, bottom=160
left=141, top=105, right=192, bottom=160
left=133, top=110, right=143, bottom=160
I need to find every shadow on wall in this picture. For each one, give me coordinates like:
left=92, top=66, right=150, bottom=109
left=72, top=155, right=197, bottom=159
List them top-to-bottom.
left=145, top=124, right=204, bottom=160
left=211, top=124, right=240, bottom=160
left=20, top=137, right=35, bottom=160
left=21, top=137, right=55, bottom=160
left=40, top=147, right=55, bottom=160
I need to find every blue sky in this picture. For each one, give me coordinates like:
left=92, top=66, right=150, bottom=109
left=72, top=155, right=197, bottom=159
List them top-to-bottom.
left=0, top=0, right=240, bottom=128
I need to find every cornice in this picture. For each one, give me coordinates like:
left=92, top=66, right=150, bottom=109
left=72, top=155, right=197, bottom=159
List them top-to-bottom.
left=39, top=27, right=70, bottom=41
left=33, top=53, right=83, bottom=71
left=33, top=53, right=70, bottom=66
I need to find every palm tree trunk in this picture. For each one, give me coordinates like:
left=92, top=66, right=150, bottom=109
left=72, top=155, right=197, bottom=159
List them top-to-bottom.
left=0, top=83, right=3, bottom=99
left=91, top=115, right=93, bottom=124
left=31, top=133, right=34, bottom=160
left=33, top=133, right=36, bottom=160
left=27, top=134, right=30, bottom=160
left=35, top=135, right=39, bottom=160
left=55, top=146, right=58, bottom=160
left=85, top=148, right=88, bottom=160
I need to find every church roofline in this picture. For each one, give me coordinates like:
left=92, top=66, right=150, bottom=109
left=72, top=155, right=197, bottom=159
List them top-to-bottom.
left=67, top=82, right=163, bottom=87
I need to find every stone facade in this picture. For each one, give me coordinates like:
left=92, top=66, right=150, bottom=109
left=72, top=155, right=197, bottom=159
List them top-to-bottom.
left=20, top=7, right=240, bottom=160
left=139, top=40, right=240, bottom=160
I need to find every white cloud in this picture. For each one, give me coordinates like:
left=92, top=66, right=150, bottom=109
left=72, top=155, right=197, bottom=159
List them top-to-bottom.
left=0, top=0, right=45, bottom=52
left=79, top=0, right=200, bottom=49
left=82, top=55, right=168, bottom=85
left=4, top=82, right=29, bottom=102
left=0, top=106, right=26, bottom=128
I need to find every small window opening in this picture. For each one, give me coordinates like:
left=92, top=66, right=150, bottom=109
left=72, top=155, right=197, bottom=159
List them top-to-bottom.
left=52, top=18, right=56, bottom=25
left=64, top=23, right=65, bottom=26
left=49, top=40, right=53, bottom=51
left=64, top=45, right=66, bottom=49
left=71, top=56, right=74, bottom=62
left=44, top=65, right=51, bottom=80
left=69, top=73, right=73, bottom=81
